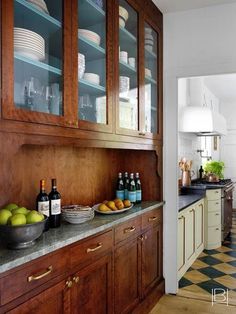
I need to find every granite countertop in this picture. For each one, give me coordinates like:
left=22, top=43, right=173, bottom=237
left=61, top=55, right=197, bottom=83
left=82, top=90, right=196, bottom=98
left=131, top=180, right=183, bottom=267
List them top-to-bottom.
left=178, top=193, right=205, bottom=212
left=0, top=201, right=164, bottom=274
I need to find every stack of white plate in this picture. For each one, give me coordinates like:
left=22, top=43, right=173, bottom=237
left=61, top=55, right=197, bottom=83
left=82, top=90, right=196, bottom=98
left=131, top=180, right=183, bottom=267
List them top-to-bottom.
left=26, top=0, right=49, bottom=14
left=119, top=6, right=129, bottom=28
left=14, top=27, right=45, bottom=61
left=145, top=27, right=154, bottom=52
left=78, top=29, right=101, bottom=46
left=78, top=53, right=85, bottom=79
left=145, top=68, right=152, bottom=78
left=84, top=73, right=100, bottom=85
left=119, top=76, right=130, bottom=93
left=62, top=205, right=94, bottom=224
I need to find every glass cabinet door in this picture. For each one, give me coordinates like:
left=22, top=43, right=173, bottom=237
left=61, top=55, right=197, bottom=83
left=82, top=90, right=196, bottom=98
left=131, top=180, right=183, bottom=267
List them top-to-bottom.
left=13, top=0, right=64, bottom=116
left=77, top=0, right=111, bottom=131
left=118, top=0, right=139, bottom=133
left=144, top=22, right=159, bottom=135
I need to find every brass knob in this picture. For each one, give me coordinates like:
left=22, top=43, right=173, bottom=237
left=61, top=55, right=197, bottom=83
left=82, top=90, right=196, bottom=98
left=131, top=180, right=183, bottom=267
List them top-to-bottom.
left=66, top=120, right=72, bottom=126
left=73, top=276, right=80, bottom=284
left=66, top=280, right=73, bottom=288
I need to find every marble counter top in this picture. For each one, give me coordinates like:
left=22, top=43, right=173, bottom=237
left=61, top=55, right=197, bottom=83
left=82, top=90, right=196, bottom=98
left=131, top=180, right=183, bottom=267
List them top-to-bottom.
left=178, top=194, right=205, bottom=212
left=0, top=201, right=164, bottom=274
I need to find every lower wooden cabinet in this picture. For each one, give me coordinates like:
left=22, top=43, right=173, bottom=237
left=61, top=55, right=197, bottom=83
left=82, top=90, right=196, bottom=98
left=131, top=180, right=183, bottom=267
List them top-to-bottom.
left=1, top=208, right=163, bottom=314
left=71, top=254, right=113, bottom=314
left=6, top=279, right=70, bottom=314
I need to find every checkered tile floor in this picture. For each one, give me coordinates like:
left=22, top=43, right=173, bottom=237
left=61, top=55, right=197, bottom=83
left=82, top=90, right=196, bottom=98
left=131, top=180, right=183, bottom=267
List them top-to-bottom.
left=179, top=212, right=236, bottom=296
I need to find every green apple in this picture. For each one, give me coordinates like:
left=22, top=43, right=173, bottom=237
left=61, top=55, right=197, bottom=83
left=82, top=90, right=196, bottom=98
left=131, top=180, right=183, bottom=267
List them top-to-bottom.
left=5, top=203, right=18, bottom=211
left=12, top=207, right=28, bottom=215
left=0, top=209, right=12, bottom=225
left=26, top=210, right=44, bottom=224
left=8, top=213, right=26, bottom=226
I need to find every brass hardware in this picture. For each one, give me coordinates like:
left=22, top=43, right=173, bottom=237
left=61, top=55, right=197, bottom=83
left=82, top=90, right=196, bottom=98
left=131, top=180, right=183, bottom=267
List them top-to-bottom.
left=66, top=120, right=72, bottom=126
left=74, top=121, right=78, bottom=127
left=139, top=132, right=146, bottom=136
left=215, top=191, right=219, bottom=193
left=215, top=202, right=219, bottom=205
left=190, top=209, right=195, bottom=213
left=215, top=213, right=219, bottom=216
left=178, top=215, right=184, bottom=220
left=148, top=216, right=158, bottom=222
left=124, top=226, right=136, bottom=233
left=216, top=228, right=219, bottom=230
left=139, top=235, right=144, bottom=242
left=86, top=242, right=103, bottom=253
left=28, top=265, right=53, bottom=282
left=73, top=276, right=80, bottom=284
left=66, top=280, right=73, bottom=288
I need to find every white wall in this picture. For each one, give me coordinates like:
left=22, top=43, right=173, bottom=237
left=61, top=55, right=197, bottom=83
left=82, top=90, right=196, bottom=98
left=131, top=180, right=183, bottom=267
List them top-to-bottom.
left=163, top=2, right=236, bottom=294
left=220, top=101, right=236, bottom=208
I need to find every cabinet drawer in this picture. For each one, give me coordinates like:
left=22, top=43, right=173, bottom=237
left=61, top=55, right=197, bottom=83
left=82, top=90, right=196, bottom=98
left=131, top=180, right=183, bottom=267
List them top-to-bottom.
left=206, top=189, right=221, bottom=201
left=207, top=200, right=221, bottom=212
left=142, top=208, right=162, bottom=230
left=208, top=211, right=221, bottom=227
left=115, top=216, right=142, bottom=244
left=207, top=225, right=221, bottom=244
left=70, top=230, right=113, bottom=268
left=0, top=249, right=69, bottom=306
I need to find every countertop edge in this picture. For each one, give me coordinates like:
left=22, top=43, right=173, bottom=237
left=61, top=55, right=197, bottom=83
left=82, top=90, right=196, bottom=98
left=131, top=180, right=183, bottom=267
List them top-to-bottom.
left=178, top=195, right=205, bottom=212
left=0, top=201, right=164, bottom=274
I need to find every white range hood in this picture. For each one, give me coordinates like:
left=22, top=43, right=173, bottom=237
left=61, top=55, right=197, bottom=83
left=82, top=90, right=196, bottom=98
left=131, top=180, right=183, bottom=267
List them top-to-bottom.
left=179, top=106, right=227, bottom=136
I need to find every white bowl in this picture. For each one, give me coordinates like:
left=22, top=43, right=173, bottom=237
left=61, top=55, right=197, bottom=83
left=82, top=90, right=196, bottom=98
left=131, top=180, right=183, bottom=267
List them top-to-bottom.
left=119, top=6, right=129, bottom=21
left=145, top=27, right=153, bottom=35
left=78, top=29, right=101, bottom=45
left=145, top=68, right=152, bottom=77
left=84, top=73, right=100, bottom=85
left=119, top=76, right=130, bottom=93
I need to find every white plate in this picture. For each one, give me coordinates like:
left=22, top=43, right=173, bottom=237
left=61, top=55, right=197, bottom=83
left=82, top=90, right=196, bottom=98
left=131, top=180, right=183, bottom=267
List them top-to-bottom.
left=27, top=0, right=49, bottom=14
left=14, top=28, right=44, bottom=43
left=14, top=34, right=45, bottom=46
left=14, top=39, right=45, bottom=49
left=14, top=42, right=45, bottom=54
left=14, top=47, right=45, bottom=61
left=93, top=203, right=133, bottom=215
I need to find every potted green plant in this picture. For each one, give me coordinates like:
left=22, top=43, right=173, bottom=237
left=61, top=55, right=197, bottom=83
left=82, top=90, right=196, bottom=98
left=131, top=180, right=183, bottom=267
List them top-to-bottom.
left=203, top=161, right=225, bottom=181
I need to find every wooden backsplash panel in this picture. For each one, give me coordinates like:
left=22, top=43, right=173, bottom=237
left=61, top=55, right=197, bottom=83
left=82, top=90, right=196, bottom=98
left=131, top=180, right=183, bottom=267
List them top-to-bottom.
left=0, top=133, right=161, bottom=209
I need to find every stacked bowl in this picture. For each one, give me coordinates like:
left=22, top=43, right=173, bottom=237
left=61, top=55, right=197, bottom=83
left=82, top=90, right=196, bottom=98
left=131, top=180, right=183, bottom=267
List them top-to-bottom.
left=119, top=6, right=129, bottom=28
left=14, top=27, right=45, bottom=61
left=145, top=27, right=154, bottom=52
left=78, top=29, right=101, bottom=46
left=78, top=53, right=85, bottom=79
left=84, top=73, right=100, bottom=85
left=119, top=76, right=130, bottom=93
left=62, top=205, right=94, bottom=224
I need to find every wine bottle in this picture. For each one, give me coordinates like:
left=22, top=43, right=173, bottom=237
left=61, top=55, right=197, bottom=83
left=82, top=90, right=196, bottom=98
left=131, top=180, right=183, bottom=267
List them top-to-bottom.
left=116, top=172, right=124, bottom=200
left=124, top=172, right=129, bottom=200
left=128, top=173, right=136, bottom=204
left=135, top=173, right=142, bottom=204
left=49, top=178, right=61, bottom=228
left=36, top=179, right=50, bottom=231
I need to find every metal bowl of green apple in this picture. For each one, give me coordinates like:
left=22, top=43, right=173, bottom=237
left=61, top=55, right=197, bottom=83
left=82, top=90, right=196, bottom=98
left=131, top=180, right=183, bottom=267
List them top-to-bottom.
left=0, top=203, right=48, bottom=249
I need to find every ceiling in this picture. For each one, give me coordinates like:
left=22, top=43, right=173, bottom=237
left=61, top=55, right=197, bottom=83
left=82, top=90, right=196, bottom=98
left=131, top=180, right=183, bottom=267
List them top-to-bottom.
left=153, top=0, right=236, bottom=13
left=204, top=74, right=236, bottom=104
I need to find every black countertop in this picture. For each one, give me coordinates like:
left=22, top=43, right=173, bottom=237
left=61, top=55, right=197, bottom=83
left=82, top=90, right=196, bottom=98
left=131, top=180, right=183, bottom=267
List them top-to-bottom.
left=178, top=190, right=206, bottom=212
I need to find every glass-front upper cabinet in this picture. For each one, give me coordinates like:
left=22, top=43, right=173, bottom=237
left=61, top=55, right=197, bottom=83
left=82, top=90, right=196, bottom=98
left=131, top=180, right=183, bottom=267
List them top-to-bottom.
left=2, top=0, right=72, bottom=125
left=77, top=0, right=112, bottom=132
left=117, top=0, right=139, bottom=135
left=144, top=22, right=159, bottom=136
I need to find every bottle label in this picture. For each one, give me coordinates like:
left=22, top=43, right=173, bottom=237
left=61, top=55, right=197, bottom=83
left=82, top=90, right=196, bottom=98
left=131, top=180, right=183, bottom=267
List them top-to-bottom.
left=124, top=189, right=128, bottom=200
left=116, top=190, right=124, bottom=200
left=136, top=190, right=142, bottom=202
left=128, top=191, right=136, bottom=203
left=51, top=199, right=61, bottom=215
left=38, top=201, right=49, bottom=217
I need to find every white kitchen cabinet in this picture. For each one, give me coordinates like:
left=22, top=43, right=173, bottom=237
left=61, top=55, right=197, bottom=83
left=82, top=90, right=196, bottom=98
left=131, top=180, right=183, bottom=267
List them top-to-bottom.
left=205, top=189, right=221, bottom=249
left=177, top=198, right=205, bottom=280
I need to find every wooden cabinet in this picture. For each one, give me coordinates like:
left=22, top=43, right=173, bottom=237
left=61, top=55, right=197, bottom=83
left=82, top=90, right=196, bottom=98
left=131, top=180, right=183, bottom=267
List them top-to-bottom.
left=0, top=0, right=163, bottom=145
left=178, top=199, right=205, bottom=280
left=114, top=207, right=162, bottom=313
left=0, top=208, right=164, bottom=314
left=70, top=254, right=113, bottom=314
left=6, top=279, right=70, bottom=314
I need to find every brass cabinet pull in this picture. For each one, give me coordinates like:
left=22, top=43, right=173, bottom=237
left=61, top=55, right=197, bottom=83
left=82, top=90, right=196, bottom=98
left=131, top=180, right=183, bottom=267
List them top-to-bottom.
left=139, top=132, right=146, bottom=136
left=215, top=191, right=219, bottom=193
left=215, top=202, right=219, bottom=205
left=190, top=209, right=195, bottom=213
left=215, top=213, right=219, bottom=216
left=178, top=215, right=184, bottom=220
left=148, top=216, right=158, bottom=222
left=124, top=226, right=136, bottom=233
left=216, top=228, right=220, bottom=230
left=139, top=235, right=147, bottom=242
left=86, top=242, right=102, bottom=253
left=28, top=265, right=53, bottom=282
left=73, top=276, right=80, bottom=284
left=66, top=280, right=73, bottom=288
